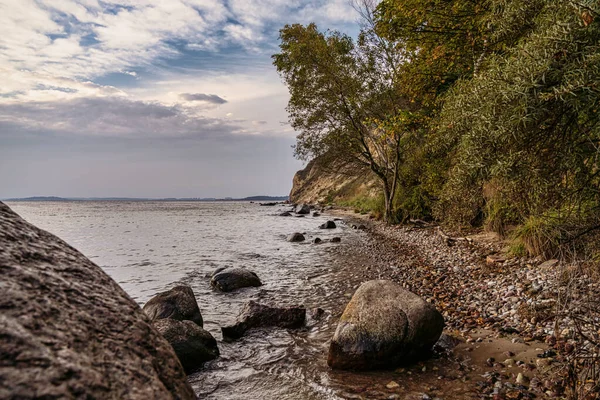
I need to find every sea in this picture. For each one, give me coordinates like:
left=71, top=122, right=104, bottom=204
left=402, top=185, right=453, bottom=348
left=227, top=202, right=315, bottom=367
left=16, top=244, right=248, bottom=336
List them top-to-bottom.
left=7, top=201, right=388, bottom=400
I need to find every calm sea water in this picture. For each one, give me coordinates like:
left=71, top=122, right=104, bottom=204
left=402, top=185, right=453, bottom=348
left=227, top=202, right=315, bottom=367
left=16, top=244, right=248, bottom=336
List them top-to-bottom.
left=7, top=201, right=383, bottom=400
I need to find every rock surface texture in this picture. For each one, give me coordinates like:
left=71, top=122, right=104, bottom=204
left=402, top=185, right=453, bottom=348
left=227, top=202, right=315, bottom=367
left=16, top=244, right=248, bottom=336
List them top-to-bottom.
left=0, top=202, right=195, bottom=399
left=210, top=267, right=262, bottom=292
left=328, top=280, right=444, bottom=370
left=143, top=285, right=204, bottom=327
left=221, top=301, right=306, bottom=339
left=153, top=319, right=219, bottom=373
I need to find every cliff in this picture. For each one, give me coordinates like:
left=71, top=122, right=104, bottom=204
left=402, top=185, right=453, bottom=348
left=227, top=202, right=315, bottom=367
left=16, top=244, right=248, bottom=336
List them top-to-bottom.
left=289, top=156, right=379, bottom=204
left=0, top=202, right=195, bottom=399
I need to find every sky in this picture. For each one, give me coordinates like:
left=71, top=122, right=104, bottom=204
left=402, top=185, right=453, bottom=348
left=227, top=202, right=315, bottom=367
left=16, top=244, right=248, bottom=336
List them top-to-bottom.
left=0, top=0, right=359, bottom=198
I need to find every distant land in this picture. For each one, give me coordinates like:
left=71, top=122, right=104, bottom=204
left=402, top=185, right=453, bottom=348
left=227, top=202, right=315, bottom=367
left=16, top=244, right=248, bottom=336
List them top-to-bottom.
left=3, top=196, right=289, bottom=202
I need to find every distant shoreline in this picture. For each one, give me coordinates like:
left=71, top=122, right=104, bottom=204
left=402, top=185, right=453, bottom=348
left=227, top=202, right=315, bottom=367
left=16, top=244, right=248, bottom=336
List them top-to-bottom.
left=3, top=196, right=289, bottom=202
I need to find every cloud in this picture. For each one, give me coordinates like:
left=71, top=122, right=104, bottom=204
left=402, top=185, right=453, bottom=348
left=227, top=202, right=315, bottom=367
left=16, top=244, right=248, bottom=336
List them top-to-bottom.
left=180, top=93, right=228, bottom=104
left=0, top=96, right=245, bottom=139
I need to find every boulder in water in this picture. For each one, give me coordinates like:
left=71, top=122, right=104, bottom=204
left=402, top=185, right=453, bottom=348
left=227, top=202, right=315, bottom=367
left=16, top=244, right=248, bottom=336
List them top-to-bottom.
left=0, top=202, right=195, bottom=399
left=295, top=203, right=311, bottom=214
left=279, top=211, right=292, bottom=217
left=312, top=211, right=320, bottom=217
left=319, top=220, right=336, bottom=229
left=287, top=232, right=305, bottom=242
left=313, top=237, right=323, bottom=244
left=330, top=237, right=341, bottom=243
left=210, top=268, right=262, bottom=292
left=328, top=280, right=444, bottom=370
left=143, top=285, right=203, bottom=327
left=221, top=301, right=306, bottom=339
left=153, top=319, right=219, bottom=373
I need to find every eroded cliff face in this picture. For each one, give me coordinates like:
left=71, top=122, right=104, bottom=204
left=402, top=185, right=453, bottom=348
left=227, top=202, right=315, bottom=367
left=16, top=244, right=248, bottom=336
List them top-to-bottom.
left=289, top=156, right=379, bottom=204
left=0, top=202, right=196, bottom=400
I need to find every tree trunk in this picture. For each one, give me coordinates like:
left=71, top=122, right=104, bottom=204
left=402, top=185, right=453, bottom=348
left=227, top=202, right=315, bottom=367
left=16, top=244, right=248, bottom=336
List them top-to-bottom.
left=383, top=183, right=393, bottom=224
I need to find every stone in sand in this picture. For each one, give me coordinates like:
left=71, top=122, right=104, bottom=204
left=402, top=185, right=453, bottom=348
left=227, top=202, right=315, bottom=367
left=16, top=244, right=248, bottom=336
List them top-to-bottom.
left=0, top=202, right=194, bottom=399
left=210, top=268, right=262, bottom=292
left=328, top=280, right=444, bottom=370
left=143, top=285, right=204, bottom=327
left=221, top=301, right=306, bottom=339
left=153, top=319, right=219, bottom=373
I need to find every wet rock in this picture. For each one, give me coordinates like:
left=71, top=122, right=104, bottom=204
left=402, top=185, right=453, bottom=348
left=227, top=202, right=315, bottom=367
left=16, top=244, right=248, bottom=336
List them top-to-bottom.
left=0, top=202, right=195, bottom=399
left=295, top=203, right=311, bottom=214
left=279, top=211, right=292, bottom=217
left=312, top=211, right=320, bottom=217
left=319, top=220, right=337, bottom=229
left=357, top=224, right=367, bottom=230
left=287, top=232, right=306, bottom=242
left=313, top=237, right=323, bottom=244
left=330, top=237, right=342, bottom=243
left=210, top=268, right=262, bottom=292
left=328, top=280, right=444, bottom=370
left=143, top=285, right=203, bottom=327
left=221, top=301, right=306, bottom=339
left=153, top=319, right=219, bottom=373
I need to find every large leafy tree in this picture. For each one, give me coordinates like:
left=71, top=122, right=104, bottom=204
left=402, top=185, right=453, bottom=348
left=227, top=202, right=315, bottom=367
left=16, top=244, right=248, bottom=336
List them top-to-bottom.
left=272, top=13, right=416, bottom=222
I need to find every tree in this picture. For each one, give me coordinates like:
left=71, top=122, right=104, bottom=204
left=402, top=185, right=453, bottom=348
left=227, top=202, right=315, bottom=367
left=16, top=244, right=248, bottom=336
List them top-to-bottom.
left=272, top=9, right=416, bottom=222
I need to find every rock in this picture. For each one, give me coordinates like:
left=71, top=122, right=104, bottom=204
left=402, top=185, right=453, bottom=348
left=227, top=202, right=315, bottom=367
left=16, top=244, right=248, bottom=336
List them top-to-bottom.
left=0, top=202, right=195, bottom=399
left=295, top=203, right=311, bottom=214
left=279, top=211, right=292, bottom=217
left=312, top=211, right=320, bottom=217
left=319, top=220, right=337, bottom=229
left=357, top=224, right=367, bottom=230
left=287, top=232, right=306, bottom=242
left=313, top=237, right=323, bottom=244
left=330, top=237, right=342, bottom=243
left=486, top=254, right=506, bottom=265
left=538, top=259, right=559, bottom=269
left=210, top=268, right=262, bottom=292
left=328, top=280, right=444, bottom=370
left=143, top=285, right=203, bottom=327
left=221, top=301, right=306, bottom=339
left=153, top=319, right=219, bottom=373
left=516, top=373, right=529, bottom=385
left=386, top=381, right=400, bottom=389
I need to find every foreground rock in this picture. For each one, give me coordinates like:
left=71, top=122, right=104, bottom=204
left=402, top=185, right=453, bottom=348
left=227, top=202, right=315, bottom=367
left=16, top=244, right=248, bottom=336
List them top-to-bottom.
left=0, top=202, right=195, bottom=399
left=294, top=203, right=311, bottom=214
left=319, top=220, right=336, bottom=229
left=287, top=232, right=306, bottom=242
left=211, top=268, right=262, bottom=292
left=328, top=280, right=444, bottom=370
left=143, top=285, right=203, bottom=327
left=221, top=301, right=306, bottom=339
left=153, top=319, right=219, bottom=373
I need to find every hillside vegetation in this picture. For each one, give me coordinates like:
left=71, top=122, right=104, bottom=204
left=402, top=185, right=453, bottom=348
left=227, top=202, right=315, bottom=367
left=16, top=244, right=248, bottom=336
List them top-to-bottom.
left=274, top=0, right=600, bottom=259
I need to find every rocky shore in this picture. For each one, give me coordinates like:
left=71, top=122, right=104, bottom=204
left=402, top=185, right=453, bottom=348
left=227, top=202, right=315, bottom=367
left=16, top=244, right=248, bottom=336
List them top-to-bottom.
left=331, top=209, right=599, bottom=399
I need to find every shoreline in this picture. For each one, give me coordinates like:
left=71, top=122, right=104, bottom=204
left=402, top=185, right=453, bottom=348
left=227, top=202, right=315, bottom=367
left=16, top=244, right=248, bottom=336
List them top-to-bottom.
left=326, top=207, right=582, bottom=398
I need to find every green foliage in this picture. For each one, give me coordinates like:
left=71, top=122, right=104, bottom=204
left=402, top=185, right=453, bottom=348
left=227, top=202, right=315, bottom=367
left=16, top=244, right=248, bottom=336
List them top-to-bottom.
left=275, top=0, right=600, bottom=258
left=339, top=195, right=386, bottom=220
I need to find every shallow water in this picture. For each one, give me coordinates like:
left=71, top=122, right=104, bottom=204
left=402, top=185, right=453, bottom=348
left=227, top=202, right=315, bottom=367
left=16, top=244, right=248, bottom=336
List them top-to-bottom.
left=8, top=201, right=398, bottom=400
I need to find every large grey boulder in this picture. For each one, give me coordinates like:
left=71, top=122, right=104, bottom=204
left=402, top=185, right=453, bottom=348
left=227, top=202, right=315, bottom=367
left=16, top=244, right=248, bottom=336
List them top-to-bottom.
left=0, top=202, right=195, bottom=399
left=294, top=203, right=311, bottom=214
left=210, top=267, right=262, bottom=292
left=328, top=280, right=444, bottom=370
left=143, top=285, right=203, bottom=327
left=222, top=301, right=306, bottom=339
left=153, top=319, right=219, bottom=373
